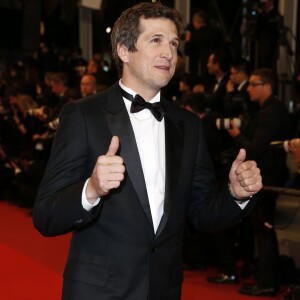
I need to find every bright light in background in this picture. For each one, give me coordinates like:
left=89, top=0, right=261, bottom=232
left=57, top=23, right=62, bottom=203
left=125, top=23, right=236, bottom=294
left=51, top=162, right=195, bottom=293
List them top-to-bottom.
left=152, top=0, right=156, bottom=2
left=106, top=27, right=111, bottom=34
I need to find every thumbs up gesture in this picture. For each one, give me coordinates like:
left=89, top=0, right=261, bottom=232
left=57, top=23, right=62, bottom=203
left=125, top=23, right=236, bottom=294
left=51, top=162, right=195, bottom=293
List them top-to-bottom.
left=86, top=136, right=125, bottom=203
left=228, top=149, right=262, bottom=200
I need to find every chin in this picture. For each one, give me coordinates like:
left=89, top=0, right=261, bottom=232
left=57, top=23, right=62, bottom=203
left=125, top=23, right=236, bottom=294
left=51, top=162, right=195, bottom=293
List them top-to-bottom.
left=159, top=76, right=172, bottom=86
left=156, top=80, right=170, bottom=90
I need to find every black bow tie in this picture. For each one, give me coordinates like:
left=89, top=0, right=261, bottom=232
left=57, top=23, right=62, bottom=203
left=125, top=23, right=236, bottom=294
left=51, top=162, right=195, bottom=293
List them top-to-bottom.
left=120, top=88, right=165, bottom=122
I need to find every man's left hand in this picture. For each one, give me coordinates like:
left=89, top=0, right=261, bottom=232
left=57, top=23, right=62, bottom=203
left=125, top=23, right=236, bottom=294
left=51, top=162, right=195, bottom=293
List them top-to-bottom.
left=229, top=148, right=262, bottom=199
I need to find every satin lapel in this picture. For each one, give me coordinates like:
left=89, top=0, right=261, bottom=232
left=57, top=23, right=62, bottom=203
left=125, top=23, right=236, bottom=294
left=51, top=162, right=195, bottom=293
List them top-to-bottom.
left=102, top=85, right=153, bottom=229
left=155, top=112, right=184, bottom=237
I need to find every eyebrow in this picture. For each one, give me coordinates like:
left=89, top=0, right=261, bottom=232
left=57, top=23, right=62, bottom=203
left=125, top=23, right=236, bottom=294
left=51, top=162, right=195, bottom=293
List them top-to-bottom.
left=151, top=33, right=179, bottom=41
left=173, top=36, right=180, bottom=44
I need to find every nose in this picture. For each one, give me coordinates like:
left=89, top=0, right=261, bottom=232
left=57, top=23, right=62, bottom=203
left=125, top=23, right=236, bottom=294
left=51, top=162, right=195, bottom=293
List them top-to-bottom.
left=161, top=43, right=173, bottom=61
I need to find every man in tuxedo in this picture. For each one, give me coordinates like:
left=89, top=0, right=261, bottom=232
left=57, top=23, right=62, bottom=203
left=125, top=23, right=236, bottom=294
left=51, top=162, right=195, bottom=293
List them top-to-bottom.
left=32, top=3, right=262, bottom=300
left=204, top=50, right=230, bottom=115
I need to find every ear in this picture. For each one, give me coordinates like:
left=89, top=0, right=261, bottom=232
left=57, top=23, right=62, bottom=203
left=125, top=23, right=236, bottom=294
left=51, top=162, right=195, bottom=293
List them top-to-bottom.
left=117, top=44, right=129, bottom=64
left=264, top=82, right=272, bottom=92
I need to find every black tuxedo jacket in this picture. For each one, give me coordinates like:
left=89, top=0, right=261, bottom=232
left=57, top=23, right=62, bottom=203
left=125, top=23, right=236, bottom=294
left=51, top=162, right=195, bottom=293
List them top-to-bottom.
left=205, top=73, right=229, bottom=114
left=33, top=82, right=254, bottom=300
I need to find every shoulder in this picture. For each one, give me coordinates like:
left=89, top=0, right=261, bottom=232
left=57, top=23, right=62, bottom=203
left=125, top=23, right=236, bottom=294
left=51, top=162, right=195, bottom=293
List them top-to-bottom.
left=66, top=82, right=120, bottom=112
left=79, top=83, right=118, bottom=107
left=260, top=97, right=289, bottom=118
left=267, top=97, right=288, bottom=111
left=163, top=98, right=201, bottom=124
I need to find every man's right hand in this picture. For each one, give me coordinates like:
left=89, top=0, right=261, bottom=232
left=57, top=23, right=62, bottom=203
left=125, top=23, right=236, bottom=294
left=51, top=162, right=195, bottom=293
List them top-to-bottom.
left=226, top=79, right=234, bottom=92
left=86, top=136, right=125, bottom=203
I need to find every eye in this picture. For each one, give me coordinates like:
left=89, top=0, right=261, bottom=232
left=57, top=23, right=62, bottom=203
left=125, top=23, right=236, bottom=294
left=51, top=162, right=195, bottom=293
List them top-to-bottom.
left=151, top=37, right=161, bottom=43
left=170, top=41, right=179, bottom=48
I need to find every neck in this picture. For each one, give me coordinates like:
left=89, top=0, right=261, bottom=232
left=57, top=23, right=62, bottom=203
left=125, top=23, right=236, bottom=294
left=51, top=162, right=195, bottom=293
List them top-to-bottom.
left=120, top=78, right=159, bottom=101
left=259, top=94, right=272, bottom=106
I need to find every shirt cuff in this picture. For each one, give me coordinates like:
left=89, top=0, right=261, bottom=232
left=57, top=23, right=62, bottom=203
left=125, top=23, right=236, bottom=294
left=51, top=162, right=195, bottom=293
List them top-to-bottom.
left=82, top=178, right=100, bottom=211
left=228, top=182, right=251, bottom=209
left=235, top=200, right=249, bottom=209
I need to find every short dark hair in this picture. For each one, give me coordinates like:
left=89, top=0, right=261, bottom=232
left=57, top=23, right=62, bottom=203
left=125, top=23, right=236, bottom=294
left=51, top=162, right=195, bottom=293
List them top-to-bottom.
left=111, top=2, right=182, bottom=76
left=192, top=11, right=206, bottom=25
left=211, top=50, right=231, bottom=72
left=231, top=58, right=252, bottom=76
left=251, top=68, right=277, bottom=92
left=51, top=72, right=68, bottom=86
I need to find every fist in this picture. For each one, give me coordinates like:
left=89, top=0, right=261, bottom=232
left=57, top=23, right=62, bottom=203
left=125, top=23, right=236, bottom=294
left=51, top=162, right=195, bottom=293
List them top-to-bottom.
left=86, top=136, right=125, bottom=202
left=229, top=149, right=262, bottom=199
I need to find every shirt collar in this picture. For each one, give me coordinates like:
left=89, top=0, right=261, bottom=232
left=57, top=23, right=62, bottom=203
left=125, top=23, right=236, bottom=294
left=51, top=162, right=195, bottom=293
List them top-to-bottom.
left=119, top=79, right=161, bottom=104
left=238, top=80, right=248, bottom=91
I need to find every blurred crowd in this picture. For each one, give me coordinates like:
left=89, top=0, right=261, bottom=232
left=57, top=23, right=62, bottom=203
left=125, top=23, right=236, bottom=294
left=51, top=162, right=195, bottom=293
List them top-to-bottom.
left=0, top=43, right=118, bottom=208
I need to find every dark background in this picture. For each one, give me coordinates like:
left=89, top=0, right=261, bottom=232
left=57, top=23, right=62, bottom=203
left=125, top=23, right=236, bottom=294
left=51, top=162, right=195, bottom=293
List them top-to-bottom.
left=0, top=0, right=298, bottom=63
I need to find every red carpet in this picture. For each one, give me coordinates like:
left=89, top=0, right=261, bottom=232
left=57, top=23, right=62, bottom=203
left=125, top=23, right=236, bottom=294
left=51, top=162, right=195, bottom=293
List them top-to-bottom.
left=0, top=201, right=287, bottom=300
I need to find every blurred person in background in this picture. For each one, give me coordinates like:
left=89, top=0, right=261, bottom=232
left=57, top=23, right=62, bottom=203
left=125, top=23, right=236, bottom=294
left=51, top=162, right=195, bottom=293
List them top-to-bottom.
left=184, top=11, right=223, bottom=84
left=203, top=50, right=230, bottom=115
left=224, top=58, right=259, bottom=118
left=227, top=68, right=291, bottom=296
left=80, top=74, right=98, bottom=98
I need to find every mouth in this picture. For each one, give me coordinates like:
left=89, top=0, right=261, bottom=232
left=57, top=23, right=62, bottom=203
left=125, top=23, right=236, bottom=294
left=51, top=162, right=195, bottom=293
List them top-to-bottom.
left=155, top=65, right=171, bottom=71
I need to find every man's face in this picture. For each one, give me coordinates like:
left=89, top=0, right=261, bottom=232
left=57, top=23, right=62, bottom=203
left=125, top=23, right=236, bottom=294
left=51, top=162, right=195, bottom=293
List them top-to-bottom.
left=263, top=0, right=273, bottom=9
left=120, top=18, right=179, bottom=94
left=192, top=18, right=201, bottom=30
left=207, top=54, right=218, bottom=75
left=87, top=60, right=98, bottom=75
left=230, top=67, right=244, bottom=85
left=247, top=75, right=266, bottom=102
left=80, top=76, right=97, bottom=97
left=51, top=81, right=59, bottom=96
left=51, top=81, right=65, bottom=96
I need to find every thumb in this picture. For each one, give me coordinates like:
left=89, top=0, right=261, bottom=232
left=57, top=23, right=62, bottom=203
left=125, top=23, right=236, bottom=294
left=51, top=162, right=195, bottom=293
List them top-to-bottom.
left=106, top=136, right=119, bottom=156
left=233, top=148, right=246, bottom=166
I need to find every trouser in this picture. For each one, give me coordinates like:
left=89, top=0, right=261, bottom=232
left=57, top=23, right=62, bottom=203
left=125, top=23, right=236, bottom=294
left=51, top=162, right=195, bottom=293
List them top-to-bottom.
left=250, top=190, right=280, bottom=287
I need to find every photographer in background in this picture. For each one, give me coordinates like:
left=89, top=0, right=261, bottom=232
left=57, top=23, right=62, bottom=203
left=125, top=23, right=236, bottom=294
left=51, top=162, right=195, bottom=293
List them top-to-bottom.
left=184, top=11, right=223, bottom=84
left=224, top=58, right=259, bottom=118
left=227, top=68, right=291, bottom=296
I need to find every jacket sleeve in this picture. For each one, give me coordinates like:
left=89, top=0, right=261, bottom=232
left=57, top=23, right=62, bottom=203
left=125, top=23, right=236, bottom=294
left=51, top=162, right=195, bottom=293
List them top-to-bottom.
left=32, top=101, right=102, bottom=237
left=187, top=117, right=256, bottom=232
